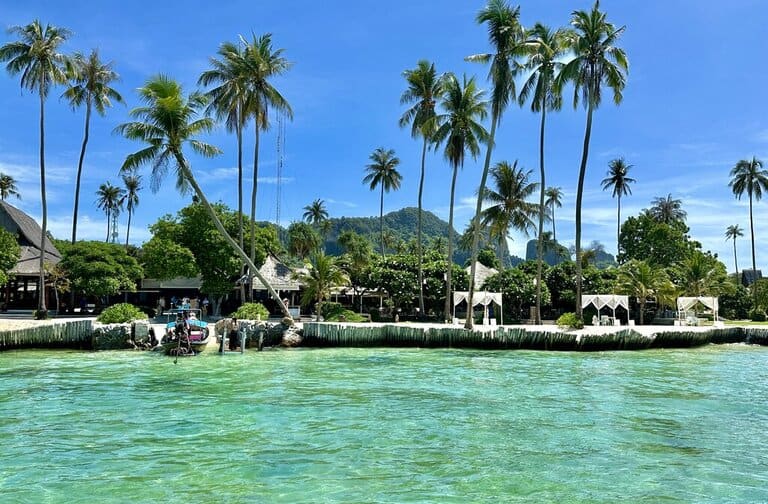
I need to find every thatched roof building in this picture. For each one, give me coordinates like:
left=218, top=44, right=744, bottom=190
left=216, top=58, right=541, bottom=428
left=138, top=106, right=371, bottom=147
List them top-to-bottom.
left=0, top=200, right=61, bottom=276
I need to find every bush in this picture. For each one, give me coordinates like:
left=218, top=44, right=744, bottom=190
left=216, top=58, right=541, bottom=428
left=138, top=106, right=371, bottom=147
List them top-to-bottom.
left=229, top=302, right=270, bottom=321
left=320, top=302, right=343, bottom=320
left=98, top=303, right=148, bottom=324
left=369, top=308, right=381, bottom=322
left=749, top=308, right=766, bottom=322
left=33, top=309, right=49, bottom=320
left=326, top=309, right=367, bottom=323
left=556, top=312, right=584, bottom=329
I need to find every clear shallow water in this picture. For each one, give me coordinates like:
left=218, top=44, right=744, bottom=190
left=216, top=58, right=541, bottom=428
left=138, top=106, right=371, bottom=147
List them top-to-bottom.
left=1, top=346, right=767, bottom=503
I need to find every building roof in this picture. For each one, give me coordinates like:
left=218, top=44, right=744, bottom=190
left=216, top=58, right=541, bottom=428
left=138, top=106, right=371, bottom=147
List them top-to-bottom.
left=0, top=200, right=61, bottom=259
left=10, top=246, right=61, bottom=275
left=252, top=254, right=302, bottom=292
left=466, top=262, right=499, bottom=289
left=741, top=269, right=763, bottom=287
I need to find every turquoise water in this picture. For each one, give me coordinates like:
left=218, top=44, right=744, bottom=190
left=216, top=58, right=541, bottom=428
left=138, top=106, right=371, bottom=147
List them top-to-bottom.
left=1, top=346, right=767, bottom=503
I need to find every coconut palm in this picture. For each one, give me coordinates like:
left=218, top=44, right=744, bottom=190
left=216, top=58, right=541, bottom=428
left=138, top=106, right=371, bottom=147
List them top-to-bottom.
left=464, top=0, right=524, bottom=329
left=555, top=1, right=628, bottom=318
left=0, top=20, right=71, bottom=315
left=519, top=22, right=568, bottom=324
left=63, top=49, right=124, bottom=244
left=399, top=59, right=446, bottom=318
left=432, top=74, right=488, bottom=323
left=116, top=75, right=292, bottom=319
left=362, top=147, right=402, bottom=258
left=601, top=157, right=635, bottom=253
left=729, top=157, right=768, bottom=303
left=0, top=173, right=20, bottom=200
left=121, top=174, right=141, bottom=247
left=95, top=182, right=125, bottom=243
left=544, top=186, right=563, bottom=240
left=649, top=194, right=686, bottom=224
left=302, top=198, right=329, bottom=225
left=287, top=221, right=321, bottom=260
left=725, top=224, right=744, bottom=277
left=296, top=251, right=347, bottom=317
left=616, top=259, right=668, bottom=325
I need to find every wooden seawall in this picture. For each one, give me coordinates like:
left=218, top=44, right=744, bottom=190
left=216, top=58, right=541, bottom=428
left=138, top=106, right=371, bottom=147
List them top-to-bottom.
left=0, top=320, right=94, bottom=351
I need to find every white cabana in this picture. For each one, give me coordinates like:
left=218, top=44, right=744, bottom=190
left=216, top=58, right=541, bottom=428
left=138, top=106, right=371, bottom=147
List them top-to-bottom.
left=452, top=291, right=503, bottom=324
left=581, top=294, right=630, bottom=325
left=677, top=296, right=719, bottom=321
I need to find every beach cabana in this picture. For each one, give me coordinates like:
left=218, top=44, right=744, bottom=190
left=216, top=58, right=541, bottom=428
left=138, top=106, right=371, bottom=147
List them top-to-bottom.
left=452, top=291, right=503, bottom=325
left=581, top=294, right=629, bottom=325
left=677, top=296, right=718, bottom=323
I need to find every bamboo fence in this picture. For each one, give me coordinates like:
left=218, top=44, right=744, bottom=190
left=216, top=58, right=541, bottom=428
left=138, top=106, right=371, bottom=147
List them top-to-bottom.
left=0, top=320, right=93, bottom=351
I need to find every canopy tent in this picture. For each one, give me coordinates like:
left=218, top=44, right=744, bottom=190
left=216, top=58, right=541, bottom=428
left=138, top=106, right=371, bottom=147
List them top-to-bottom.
left=452, top=291, right=503, bottom=324
left=581, top=294, right=629, bottom=323
left=677, top=296, right=718, bottom=321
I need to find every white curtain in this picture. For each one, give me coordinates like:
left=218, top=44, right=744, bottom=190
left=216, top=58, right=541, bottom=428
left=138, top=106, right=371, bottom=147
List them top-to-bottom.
left=453, top=291, right=502, bottom=307
left=581, top=294, right=629, bottom=310
left=677, top=297, right=718, bottom=313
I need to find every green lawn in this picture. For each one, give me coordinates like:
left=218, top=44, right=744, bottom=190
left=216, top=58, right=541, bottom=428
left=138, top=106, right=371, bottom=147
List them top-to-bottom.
left=723, top=320, right=768, bottom=326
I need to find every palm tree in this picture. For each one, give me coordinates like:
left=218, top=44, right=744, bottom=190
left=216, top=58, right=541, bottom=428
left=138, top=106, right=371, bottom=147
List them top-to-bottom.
left=464, top=0, right=524, bottom=330
left=555, top=1, right=628, bottom=319
left=0, top=20, right=71, bottom=315
left=519, top=22, right=568, bottom=324
left=63, top=49, right=123, bottom=244
left=399, top=59, right=445, bottom=319
left=432, top=74, right=488, bottom=323
left=116, top=75, right=292, bottom=320
left=362, top=147, right=402, bottom=257
left=729, top=156, right=768, bottom=303
left=601, top=157, right=635, bottom=253
left=481, top=161, right=538, bottom=262
left=0, top=173, right=21, bottom=200
left=121, top=174, right=141, bottom=247
left=95, top=182, right=125, bottom=242
left=544, top=186, right=563, bottom=240
left=649, top=194, right=686, bottom=224
left=302, top=198, right=329, bottom=225
left=287, top=221, right=321, bottom=260
left=725, top=224, right=744, bottom=276
left=296, top=251, right=347, bottom=318
left=616, top=259, right=668, bottom=325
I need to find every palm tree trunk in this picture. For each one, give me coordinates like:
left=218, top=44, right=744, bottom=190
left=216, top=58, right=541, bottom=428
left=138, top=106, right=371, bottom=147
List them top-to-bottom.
left=38, top=91, right=47, bottom=314
left=72, top=101, right=91, bottom=244
left=575, top=103, right=594, bottom=319
left=535, top=107, right=547, bottom=325
left=237, top=112, right=245, bottom=303
left=465, top=114, right=499, bottom=330
left=249, top=124, right=260, bottom=303
left=417, top=137, right=427, bottom=319
left=173, top=151, right=292, bottom=321
left=445, top=164, right=459, bottom=324
left=379, top=184, right=385, bottom=258
left=616, top=193, right=621, bottom=256
left=750, top=195, right=756, bottom=305
left=552, top=202, right=557, bottom=242
left=105, top=208, right=111, bottom=242
left=125, top=208, right=132, bottom=248
left=733, top=237, right=739, bottom=277
left=639, top=298, right=645, bottom=325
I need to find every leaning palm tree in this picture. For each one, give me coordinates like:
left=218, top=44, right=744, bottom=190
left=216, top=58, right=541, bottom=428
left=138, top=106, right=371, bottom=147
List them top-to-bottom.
left=464, top=0, right=524, bottom=329
left=555, top=1, right=628, bottom=319
left=0, top=20, right=71, bottom=315
left=519, top=22, right=568, bottom=324
left=63, top=49, right=123, bottom=244
left=399, top=59, right=446, bottom=319
left=432, top=74, right=488, bottom=323
left=116, top=75, right=292, bottom=319
left=362, top=147, right=402, bottom=258
left=729, top=156, right=768, bottom=303
left=600, top=157, right=635, bottom=253
left=0, top=173, right=21, bottom=200
left=121, top=174, right=141, bottom=247
left=95, top=182, right=124, bottom=242
left=544, top=186, right=563, bottom=241
left=649, top=194, right=686, bottom=224
left=302, top=198, right=329, bottom=225
left=724, top=224, right=744, bottom=277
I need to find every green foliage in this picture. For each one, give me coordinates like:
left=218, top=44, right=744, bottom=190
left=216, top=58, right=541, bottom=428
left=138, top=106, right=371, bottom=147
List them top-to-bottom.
left=618, top=212, right=700, bottom=267
left=287, top=221, right=321, bottom=259
left=0, top=227, right=20, bottom=286
left=140, top=237, right=198, bottom=280
left=60, top=241, right=143, bottom=297
left=476, top=248, right=500, bottom=269
left=672, top=250, right=733, bottom=297
left=296, top=252, right=347, bottom=308
left=544, top=261, right=615, bottom=312
left=483, top=267, right=550, bottom=322
left=719, top=284, right=752, bottom=320
left=229, top=302, right=270, bottom=320
left=319, top=302, right=367, bottom=322
left=97, top=303, right=148, bottom=324
left=749, top=308, right=766, bottom=322
left=556, top=312, right=584, bottom=329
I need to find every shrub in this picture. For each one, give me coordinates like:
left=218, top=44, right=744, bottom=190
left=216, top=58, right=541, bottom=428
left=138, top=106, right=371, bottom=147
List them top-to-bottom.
left=230, top=302, right=270, bottom=321
left=320, top=302, right=343, bottom=320
left=98, top=303, right=148, bottom=324
left=369, top=308, right=381, bottom=322
left=749, top=308, right=766, bottom=322
left=33, top=309, right=49, bottom=320
left=326, top=309, right=367, bottom=323
left=556, top=312, right=584, bottom=329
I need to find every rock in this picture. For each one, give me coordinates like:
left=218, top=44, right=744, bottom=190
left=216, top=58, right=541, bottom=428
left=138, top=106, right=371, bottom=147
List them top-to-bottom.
left=132, top=320, right=151, bottom=344
left=92, top=323, right=132, bottom=350
left=281, top=324, right=303, bottom=347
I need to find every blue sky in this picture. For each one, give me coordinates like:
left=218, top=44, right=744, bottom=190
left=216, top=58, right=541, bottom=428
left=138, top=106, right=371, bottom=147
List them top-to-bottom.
left=0, top=1, right=766, bottom=271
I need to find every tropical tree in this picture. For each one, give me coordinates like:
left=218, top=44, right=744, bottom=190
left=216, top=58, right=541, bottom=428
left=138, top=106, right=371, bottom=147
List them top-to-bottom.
left=464, top=0, right=524, bottom=329
left=555, top=1, right=628, bottom=319
left=0, top=20, right=71, bottom=315
left=519, top=22, right=568, bottom=324
left=63, top=49, right=124, bottom=244
left=399, top=59, right=446, bottom=319
left=432, top=73, right=488, bottom=323
left=116, top=75, right=292, bottom=319
left=362, top=147, right=402, bottom=257
left=729, top=156, right=767, bottom=303
left=601, top=157, right=635, bottom=253
left=0, top=173, right=21, bottom=200
left=121, top=174, right=141, bottom=247
left=95, top=182, right=125, bottom=243
left=544, top=186, right=563, bottom=241
left=649, top=194, right=686, bottom=224
left=302, top=198, right=329, bottom=225
left=287, top=221, right=321, bottom=260
left=724, top=224, right=744, bottom=276
left=0, top=227, right=21, bottom=287
left=676, top=250, right=732, bottom=298
left=296, top=251, right=347, bottom=316
left=615, top=259, right=668, bottom=325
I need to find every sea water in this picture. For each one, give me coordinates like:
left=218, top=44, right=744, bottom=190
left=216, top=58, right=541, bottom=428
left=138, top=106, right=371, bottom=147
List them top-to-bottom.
left=1, top=345, right=767, bottom=503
